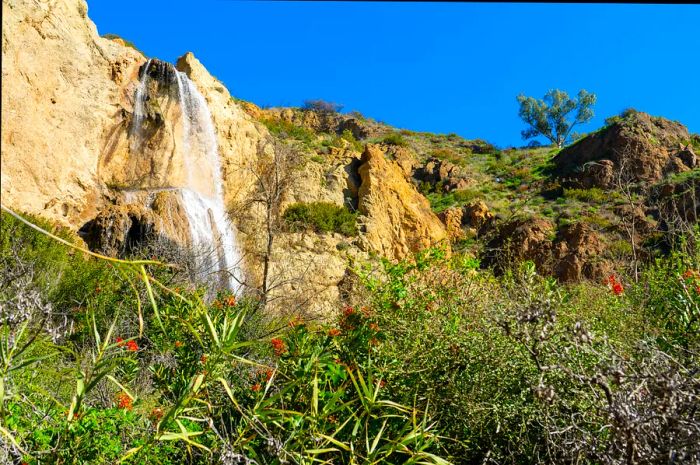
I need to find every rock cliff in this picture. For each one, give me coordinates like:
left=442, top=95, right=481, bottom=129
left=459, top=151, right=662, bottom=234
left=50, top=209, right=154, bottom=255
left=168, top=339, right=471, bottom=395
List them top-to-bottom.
left=1, top=0, right=452, bottom=316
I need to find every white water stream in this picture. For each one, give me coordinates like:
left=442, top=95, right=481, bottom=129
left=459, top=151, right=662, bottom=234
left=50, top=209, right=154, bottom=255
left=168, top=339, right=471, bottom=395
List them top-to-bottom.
left=130, top=59, right=242, bottom=291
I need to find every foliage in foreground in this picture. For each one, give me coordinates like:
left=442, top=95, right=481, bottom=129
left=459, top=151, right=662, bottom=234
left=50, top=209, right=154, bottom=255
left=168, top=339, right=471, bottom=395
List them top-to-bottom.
left=1, top=210, right=699, bottom=464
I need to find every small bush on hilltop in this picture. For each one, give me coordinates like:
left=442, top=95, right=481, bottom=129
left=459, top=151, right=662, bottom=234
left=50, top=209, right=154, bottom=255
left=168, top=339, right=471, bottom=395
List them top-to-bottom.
left=302, top=99, right=344, bottom=114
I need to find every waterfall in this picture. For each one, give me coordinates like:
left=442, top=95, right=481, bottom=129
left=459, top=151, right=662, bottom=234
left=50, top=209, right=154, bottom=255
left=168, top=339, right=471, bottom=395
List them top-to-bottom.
left=129, top=59, right=242, bottom=292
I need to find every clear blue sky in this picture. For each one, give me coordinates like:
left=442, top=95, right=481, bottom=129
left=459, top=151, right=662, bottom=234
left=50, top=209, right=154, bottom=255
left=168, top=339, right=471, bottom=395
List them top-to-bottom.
left=88, top=1, right=700, bottom=147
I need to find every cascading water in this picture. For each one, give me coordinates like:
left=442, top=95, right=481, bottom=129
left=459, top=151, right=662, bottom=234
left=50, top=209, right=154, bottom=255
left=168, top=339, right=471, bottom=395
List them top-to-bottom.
left=129, top=58, right=242, bottom=292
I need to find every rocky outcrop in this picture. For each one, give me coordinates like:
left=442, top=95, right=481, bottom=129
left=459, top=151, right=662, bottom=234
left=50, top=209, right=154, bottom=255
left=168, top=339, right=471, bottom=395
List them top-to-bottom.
left=1, top=0, right=144, bottom=227
left=262, top=107, right=386, bottom=140
left=552, top=112, right=697, bottom=188
left=357, top=145, right=449, bottom=260
left=413, top=157, right=470, bottom=192
left=78, top=193, right=191, bottom=257
left=462, top=201, right=495, bottom=234
left=438, top=207, right=465, bottom=241
left=484, top=217, right=555, bottom=272
left=483, top=218, right=610, bottom=282
left=552, top=223, right=610, bottom=282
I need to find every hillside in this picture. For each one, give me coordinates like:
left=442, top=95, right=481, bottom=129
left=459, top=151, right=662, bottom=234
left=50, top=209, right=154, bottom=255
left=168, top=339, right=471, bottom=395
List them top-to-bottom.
left=1, top=0, right=699, bottom=464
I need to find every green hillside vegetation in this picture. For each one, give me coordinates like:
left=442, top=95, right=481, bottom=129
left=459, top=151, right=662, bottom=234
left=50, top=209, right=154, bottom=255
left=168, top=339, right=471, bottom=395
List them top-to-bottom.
left=3, top=197, right=699, bottom=463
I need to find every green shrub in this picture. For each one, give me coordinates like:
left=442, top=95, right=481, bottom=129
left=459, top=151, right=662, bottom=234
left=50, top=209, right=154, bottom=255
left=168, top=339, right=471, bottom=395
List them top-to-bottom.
left=261, top=118, right=316, bottom=145
left=382, top=132, right=409, bottom=147
left=430, top=147, right=469, bottom=166
left=283, top=202, right=358, bottom=236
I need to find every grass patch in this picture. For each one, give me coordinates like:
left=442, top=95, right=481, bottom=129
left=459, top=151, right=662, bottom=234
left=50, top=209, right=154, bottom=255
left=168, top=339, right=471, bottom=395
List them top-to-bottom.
left=381, top=132, right=409, bottom=147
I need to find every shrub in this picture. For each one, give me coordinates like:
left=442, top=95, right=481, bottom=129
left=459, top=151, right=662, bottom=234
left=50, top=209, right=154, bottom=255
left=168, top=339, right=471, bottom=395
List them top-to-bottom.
left=302, top=99, right=343, bottom=114
left=260, top=118, right=315, bottom=146
left=381, top=132, right=408, bottom=147
left=430, top=148, right=468, bottom=166
left=564, top=187, right=607, bottom=203
left=283, top=202, right=358, bottom=236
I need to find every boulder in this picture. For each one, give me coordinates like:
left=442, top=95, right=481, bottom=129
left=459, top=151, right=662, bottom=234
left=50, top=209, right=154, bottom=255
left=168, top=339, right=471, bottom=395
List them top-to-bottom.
left=357, top=145, right=450, bottom=260
left=462, top=200, right=495, bottom=233
left=438, top=207, right=465, bottom=241
left=483, top=217, right=612, bottom=283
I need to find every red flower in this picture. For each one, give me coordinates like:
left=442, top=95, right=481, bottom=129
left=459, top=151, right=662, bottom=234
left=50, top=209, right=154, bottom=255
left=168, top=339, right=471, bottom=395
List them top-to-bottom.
left=607, top=274, right=617, bottom=285
left=612, top=282, right=624, bottom=296
left=225, top=295, right=236, bottom=307
left=343, top=306, right=355, bottom=317
left=369, top=323, right=380, bottom=332
left=328, top=328, right=341, bottom=337
left=116, top=337, right=125, bottom=347
left=271, top=338, right=286, bottom=356
left=126, top=340, right=139, bottom=352
left=174, top=340, right=184, bottom=348
left=200, top=354, right=208, bottom=364
left=263, top=368, right=274, bottom=382
left=251, top=383, right=262, bottom=392
left=116, top=392, right=133, bottom=410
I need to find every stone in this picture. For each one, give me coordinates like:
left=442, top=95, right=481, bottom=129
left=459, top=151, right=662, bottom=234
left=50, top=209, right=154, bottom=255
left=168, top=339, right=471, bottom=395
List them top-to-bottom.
left=356, top=145, right=450, bottom=260
left=438, top=207, right=465, bottom=241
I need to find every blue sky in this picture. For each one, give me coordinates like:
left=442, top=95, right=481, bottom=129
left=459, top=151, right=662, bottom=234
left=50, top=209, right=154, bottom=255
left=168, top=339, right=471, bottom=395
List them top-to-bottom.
left=88, top=1, right=700, bottom=147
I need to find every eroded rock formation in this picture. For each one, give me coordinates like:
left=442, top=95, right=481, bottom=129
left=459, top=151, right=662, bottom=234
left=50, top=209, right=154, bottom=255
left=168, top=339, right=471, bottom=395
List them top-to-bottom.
left=357, top=145, right=450, bottom=260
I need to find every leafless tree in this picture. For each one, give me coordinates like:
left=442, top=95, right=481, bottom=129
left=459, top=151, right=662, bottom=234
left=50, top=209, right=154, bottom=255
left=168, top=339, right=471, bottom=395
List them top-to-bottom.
left=613, top=142, right=647, bottom=282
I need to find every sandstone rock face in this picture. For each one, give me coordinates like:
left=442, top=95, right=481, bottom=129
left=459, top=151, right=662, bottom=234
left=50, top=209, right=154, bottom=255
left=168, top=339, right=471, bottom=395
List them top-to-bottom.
left=0, top=0, right=459, bottom=316
left=1, top=0, right=143, bottom=227
left=262, top=107, right=386, bottom=140
left=553, top=112, right=696, bottom=188
left=357, top=145, right=449, bottom=260
left=79, top=196, right=190, bottom=257
left=438, top=207, right=465, bottom=241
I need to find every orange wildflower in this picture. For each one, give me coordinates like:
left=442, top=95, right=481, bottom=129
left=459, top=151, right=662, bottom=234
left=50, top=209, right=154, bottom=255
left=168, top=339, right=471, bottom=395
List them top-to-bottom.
left=225, top=295, right=236, bottom=307
left=328, top=328, right=341, bottom=337
left=271, top=338, right=286, bottom=356
left=126, top=340, right=139, bottom=352
left=174, top=340, right=184, bottom=348
left=251, top=383, right=262, bottom=392
left=116, top=392, right=133, bottom=410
